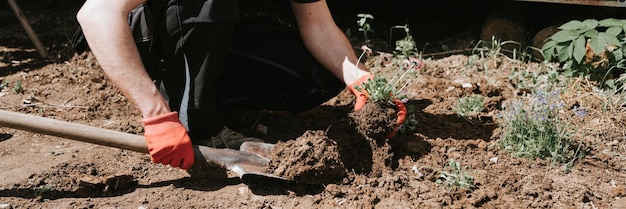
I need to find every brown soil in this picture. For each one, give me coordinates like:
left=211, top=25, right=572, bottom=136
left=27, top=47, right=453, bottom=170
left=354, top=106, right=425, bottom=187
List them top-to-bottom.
left=2, top=1, right=626, bottom=209
left=349, top=101, right=397, bottom=139
left=264, top=130, right=347, bottom=185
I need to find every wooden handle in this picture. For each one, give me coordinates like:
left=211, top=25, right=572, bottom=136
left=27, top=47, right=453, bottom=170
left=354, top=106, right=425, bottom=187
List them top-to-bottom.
left=6, top=0, right=48, bottom=59
left=0, top=109, right=148, bottom=153
left=0, top=110, right=276, bottom=179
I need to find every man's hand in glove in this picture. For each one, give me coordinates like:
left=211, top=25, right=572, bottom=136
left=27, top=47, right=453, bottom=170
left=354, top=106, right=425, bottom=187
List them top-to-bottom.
left=348, top=74, right=407, bottom=138
left=142, top=112, right=195, bottom=170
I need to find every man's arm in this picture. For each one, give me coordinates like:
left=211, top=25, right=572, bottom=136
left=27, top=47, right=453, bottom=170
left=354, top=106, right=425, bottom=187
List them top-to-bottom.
left=77, top=0, right=170, bottom=119
left=77, top=0, right=195, bottom=169
left=290, top=0, right=370, bottom=85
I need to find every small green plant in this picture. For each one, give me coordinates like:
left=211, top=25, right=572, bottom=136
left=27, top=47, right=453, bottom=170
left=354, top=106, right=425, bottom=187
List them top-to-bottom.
left=357, top=13, right=374, bottom=43
left=541, top=18, right=626, bottom=86
left=390, top=24, right=417, bottom=58
left=469, top=36, right=525, bottom=71
left=473, top=36, right=519, bottom=59
left=354, top=45, right=419, bottom=104
left=508, top=64, right=563, bottom=92
left=356, top=75, right=399, bottom=103
left=0, top=79, right=8, bottom=91
left=12, top=80, right=24, bottom=94
left=497, top=90, right=585, bottom=164
left=454, top=95, right=485, bottom=117
left=436, top=158, right=475, bottom=191
left=33, top=183, right=55, bottom=196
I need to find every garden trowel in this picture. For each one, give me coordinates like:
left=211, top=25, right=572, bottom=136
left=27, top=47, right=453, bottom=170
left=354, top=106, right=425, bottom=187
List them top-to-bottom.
left=0, top=109, right=291, bottom=184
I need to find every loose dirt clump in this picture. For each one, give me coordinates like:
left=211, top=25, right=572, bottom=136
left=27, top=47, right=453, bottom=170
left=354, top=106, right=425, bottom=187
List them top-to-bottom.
left=348, top=101, right=397, bottom=139
left=348, top=101, right=398, bottom=176
left=263, top=130, right=347, bottom=185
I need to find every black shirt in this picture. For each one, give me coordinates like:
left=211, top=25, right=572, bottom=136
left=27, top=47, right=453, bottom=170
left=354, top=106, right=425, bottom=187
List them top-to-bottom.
left=179, top=0, right=321, bottom=23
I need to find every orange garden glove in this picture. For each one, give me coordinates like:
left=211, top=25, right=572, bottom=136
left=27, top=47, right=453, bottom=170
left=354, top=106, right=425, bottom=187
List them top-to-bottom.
left=348, top=74, right=407, bottom=138
left=348, top=74, right=374, bottom=111
left=385, top=99, right=407, bottom=138
left=142, top=112, right=195, bottom=170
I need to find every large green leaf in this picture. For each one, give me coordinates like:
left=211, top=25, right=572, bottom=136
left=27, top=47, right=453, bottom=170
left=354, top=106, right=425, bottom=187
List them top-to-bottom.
left=599, top=18, right=624, bottom=27
left=582, top=19, right=599, bottom=29
left=559, top=20, right=584, bottom=30
left=574, top=26, right=594, bottom=35
left=605, top=26, right=623, bottom=37
left=583, top=29, right=599, bottom=38
left=550, top=30, right=581, bottom=42
left=602, top=32, right=621, bottom=46
left=573, top=35, right=586, bottom=63
left=588, top=36, right=604, bottom=55
left=541, top=39, right=557, bottom=60
left=542, top=39, right=557, bottom=50
left=558, top=41, right=574, bottom=62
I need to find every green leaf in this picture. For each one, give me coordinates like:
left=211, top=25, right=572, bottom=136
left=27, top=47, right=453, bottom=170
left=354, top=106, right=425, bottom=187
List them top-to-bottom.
left=357, top=14, right=374, bottom=19
left=599, top=18, right=623, bottom=27
left=582, top=19, right=599, bottom=29
left=559, top=20, right=584, bottom=30
left=575, top=26, right=594, bottom=34
left=606, top=26, right=623, bottom=37
left=583, top=29, right=599, bottom=38
left=550, top=30, right=581, bottom=42
left=601, top=32, right=621, bottom=46
left=588, top=33, right=612, bottom=55
left=573, top=36, right=586, bottom=63
left=542, top=39, right=557, bottom=50
left=541, top=40, right=557, bottom=60
left=555, top=42, right=568, bottom=51
left=558, top=42, right=574, bottom=62
left=612, top=48, right=623, bottom=61
left=564, top=60, right=574, bottom=72
left=564, top=67, right=575, bottom=76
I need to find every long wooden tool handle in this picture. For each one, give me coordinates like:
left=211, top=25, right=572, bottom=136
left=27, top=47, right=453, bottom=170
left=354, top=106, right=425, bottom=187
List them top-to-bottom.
left=0, top=109, right=148, bottom=153
left=0, top=109, right=270, bottom=170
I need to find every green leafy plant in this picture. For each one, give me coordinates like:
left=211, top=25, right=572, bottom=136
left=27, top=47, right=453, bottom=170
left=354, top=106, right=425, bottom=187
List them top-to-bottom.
left=357, top=13, right=374, bottom=43
left=541, top=18, right=626, bottom=86
left=390, top=24, right=418, bottom=58
left=469, top=36, right=531, bottom=71
left=473, top=36, right=520, bottom=59
left=355, top=43, right=419, bottom=105
left=508, top=64, right=563, bottom=92
left=356, top=75, right=397, bottom=103
left=0, top=79, right=8, bottom=91
left=12, top=80, right=24, bottom=94
left=497, top=90, right=585, bottom=165
left=454, top=95, right=485, bottom=117
left=436, top=158, right=475, bottom=191
left=33, top=183, right=55, bottom=196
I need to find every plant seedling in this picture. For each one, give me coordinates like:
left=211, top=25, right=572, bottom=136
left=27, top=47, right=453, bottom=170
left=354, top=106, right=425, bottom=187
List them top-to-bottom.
left=357, top=13, right=374, bottom=43
left=12, top=80, right=24, bottom=94
left=455, top=95, right=485, bottom=117
left=436, top=158, right=475, bottom=191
